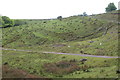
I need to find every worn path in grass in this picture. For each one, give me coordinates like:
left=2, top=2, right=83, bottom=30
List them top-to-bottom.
left=0, top=47, right=119, bottom=58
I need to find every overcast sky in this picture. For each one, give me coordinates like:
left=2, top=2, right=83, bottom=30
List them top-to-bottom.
left=0, top=0, right=119, bottom=19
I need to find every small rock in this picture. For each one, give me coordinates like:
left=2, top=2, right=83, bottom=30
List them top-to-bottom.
left=89, top=41, right=94, bottom=43
left=68, top=46, right=70, bottom=47
left=80, top=59, right=87, bottom=62
left=3, top=62, right=8, bottom=65
left=116, top=70, right=120, bottom=74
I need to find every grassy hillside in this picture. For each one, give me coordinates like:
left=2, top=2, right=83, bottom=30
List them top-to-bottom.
left=2, top=10, right=119, bottom=78
left=93, top=10, right=119, bottom=22
left=2, top=14, right=118, bottom=56
left=2, top=16, right=115, bottom=47
left=3, top=16, right=106, bottom=47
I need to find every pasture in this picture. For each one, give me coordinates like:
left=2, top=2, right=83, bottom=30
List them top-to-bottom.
left=1, top=10, right=119, bottom=78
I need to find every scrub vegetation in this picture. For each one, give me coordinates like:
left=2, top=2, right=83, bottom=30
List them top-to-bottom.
left=1, top=10, right=119, bottom=78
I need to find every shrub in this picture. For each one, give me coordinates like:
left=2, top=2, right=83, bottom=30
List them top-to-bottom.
left=83, top=12, right=87, bottom=16
left=1, top=16, right=14, bottom=27
left=57, top=16, right=62, bottom=21
left=43, top=60, right=80, bottom=75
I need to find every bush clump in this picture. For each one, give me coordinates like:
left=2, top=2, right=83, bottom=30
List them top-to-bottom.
left=1, top=16, right=14, bottom=27
left=43, top=60, right=80, bottom=75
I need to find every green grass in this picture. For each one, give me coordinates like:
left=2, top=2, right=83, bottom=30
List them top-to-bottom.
left=2, top=10, right=119, bottom=78
left=93, top=10, right=119, bottom=22
left=2, top=15, right=118, bottom=56
left=2, top=16, right=110, bottom=47
left=2, top=50, right=118, bottom=78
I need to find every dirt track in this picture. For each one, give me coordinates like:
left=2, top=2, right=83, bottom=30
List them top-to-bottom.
left=0, top=47, right=119, bottom=58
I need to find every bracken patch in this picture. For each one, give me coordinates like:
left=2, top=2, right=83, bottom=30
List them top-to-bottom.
left=43, top=60, right=80, bottom=75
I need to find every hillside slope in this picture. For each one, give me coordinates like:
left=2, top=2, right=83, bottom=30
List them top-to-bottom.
left=2, top=10, right=119, bottom=56
left=93, top=10, right=119, bottom=22
left=2, top=11, right=119, bottom=78
left=2, top=17, right=113, bottom=46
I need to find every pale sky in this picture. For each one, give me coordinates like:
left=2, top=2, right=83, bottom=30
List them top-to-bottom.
left=0, top=0, right=119, bottom=19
